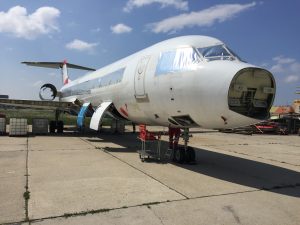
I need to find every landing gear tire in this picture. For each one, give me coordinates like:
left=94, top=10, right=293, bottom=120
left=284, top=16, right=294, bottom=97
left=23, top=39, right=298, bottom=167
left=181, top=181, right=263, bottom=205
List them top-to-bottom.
left=185, top=146, right=195, bottom=163
left=173, top=147, right=185, bottom=163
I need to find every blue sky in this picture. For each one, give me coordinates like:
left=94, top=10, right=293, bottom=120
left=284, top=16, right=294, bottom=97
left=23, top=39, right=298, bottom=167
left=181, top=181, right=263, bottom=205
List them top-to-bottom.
left=0, top=0, right=299, bottom=105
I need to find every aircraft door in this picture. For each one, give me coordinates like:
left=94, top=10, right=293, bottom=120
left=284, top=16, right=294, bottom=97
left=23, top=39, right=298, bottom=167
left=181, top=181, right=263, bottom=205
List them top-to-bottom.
left=134, top=56, right=150, bottom=99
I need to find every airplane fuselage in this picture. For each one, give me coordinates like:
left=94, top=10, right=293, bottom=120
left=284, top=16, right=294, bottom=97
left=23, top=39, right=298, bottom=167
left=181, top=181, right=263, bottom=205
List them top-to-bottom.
left=60, top=36, right=275, bottom=129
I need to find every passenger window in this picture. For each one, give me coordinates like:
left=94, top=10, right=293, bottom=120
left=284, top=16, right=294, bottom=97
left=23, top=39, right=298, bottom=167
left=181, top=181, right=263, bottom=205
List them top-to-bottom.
left=156, top=47, right=200, bottom=76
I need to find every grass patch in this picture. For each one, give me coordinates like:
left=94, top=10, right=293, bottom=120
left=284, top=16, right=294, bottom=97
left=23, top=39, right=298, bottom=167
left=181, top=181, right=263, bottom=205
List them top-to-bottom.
left=0, top=108, right=117, bottom=126
left=0, top=108, right=76, bottom=125
left=23, top=190, right=30, bottom=200
left=142, top=201, right=161, bottom=206
left=63, top=208, right=111, bottom=218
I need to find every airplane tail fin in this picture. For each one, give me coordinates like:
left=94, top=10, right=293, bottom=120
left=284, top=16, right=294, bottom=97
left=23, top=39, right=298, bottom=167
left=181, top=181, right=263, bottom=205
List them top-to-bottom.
left=22, top=60, right=96, bottom=86
left=62, top=60, right=71, bottom=85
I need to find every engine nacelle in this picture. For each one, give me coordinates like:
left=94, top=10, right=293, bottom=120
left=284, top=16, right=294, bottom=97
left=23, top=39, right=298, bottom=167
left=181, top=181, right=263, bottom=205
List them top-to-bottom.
left=39, top=83, right=58, bottom=101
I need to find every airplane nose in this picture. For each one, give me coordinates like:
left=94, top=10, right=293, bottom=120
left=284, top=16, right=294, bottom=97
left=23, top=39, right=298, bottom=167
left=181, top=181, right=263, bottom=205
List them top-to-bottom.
left=228, top=67, right=276, bottom=120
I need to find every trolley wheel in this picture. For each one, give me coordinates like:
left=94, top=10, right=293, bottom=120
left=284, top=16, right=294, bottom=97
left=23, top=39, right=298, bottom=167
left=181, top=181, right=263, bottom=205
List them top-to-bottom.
left=185, top=146, right=196, bottom=163
left=173, top=147, right=185, bottom=163
left=139, top=153, right=145, bottom=162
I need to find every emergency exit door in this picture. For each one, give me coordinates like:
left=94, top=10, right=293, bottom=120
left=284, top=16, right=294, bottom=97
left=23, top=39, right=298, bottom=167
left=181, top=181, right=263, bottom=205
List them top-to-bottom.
left=134, top=56, right=150, bottom=98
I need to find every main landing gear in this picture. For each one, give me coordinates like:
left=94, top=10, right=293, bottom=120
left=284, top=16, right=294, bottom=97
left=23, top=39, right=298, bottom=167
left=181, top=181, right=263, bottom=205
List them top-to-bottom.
left=169, top=127, right=196, bottom=164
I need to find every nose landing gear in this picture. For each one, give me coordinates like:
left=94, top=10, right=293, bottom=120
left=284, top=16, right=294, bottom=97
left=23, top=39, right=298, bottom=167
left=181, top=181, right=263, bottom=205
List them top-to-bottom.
left=169, top=127, right=196, bottom=164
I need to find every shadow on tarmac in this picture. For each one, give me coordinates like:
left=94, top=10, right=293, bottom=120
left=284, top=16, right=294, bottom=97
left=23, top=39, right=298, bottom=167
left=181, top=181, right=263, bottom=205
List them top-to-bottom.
left=26, top=129, right=300, bottom=198
left=89, top=132, right=300, bottom=198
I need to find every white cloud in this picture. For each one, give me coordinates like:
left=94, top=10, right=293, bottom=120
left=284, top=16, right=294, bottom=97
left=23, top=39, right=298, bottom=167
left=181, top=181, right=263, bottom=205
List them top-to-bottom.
left=124, top=0, right=188, bottom=12
left=148, top=2, right=256, bottom=34
left=0, top=5, right=60, bottom=40
left=111, top=23, right=132, bottom=34
left=91, top=27, right=101, bottom=33
left=66, top=39, right=98, bottom=52
left=5, top=47, right=14, bottom=52
left=269, top=55, right=300, bottom=84
left=273, top=56, right=296, bottom=65
left=260, top=62, right=269, bottom=68
left=290, top=62, right=300, bottom=73
left=270, top=64, right=284, bottom=73
left=285, top=75, right=299, bottom=83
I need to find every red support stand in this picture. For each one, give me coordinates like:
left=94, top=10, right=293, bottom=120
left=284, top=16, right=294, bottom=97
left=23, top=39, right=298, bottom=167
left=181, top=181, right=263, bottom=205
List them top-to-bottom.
left=168, top=127, right=181, bottom=150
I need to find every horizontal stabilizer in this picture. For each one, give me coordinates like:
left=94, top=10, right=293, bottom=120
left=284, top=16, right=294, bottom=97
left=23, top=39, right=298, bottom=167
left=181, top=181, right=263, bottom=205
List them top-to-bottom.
left=22, top=62, right=96, bottom=71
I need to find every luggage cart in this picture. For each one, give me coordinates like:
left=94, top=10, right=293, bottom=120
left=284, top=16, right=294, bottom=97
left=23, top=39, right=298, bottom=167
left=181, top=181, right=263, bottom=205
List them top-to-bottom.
left=137, top=125, right=161, bottom=162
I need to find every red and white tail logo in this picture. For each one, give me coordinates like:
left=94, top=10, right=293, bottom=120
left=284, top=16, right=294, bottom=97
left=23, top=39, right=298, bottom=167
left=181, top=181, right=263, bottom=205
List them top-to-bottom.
left=62, top=60, right=71, bottom=85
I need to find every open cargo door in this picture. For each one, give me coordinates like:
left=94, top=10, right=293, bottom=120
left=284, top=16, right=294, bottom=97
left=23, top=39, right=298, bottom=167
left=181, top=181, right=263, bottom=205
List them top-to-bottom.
left=90, top=101, right=113, bottom=131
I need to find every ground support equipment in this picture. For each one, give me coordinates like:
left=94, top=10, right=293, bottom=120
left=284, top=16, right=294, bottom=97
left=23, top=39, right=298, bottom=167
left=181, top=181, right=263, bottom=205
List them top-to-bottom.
left=137, top=125, right=162, bottom=162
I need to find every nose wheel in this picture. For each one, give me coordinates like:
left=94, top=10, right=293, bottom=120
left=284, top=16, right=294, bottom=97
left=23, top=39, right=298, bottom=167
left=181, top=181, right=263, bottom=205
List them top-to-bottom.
left=169, top=127, right=196, bottom=164
left=174, top=147, right=185, bottom=163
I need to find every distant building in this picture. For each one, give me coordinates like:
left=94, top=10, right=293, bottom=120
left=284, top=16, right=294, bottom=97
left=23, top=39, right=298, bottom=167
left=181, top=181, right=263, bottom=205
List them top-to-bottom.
left=0, top=95, right=8, bottom=99
left=0, top=95, right=9, bottom=109
left=292, top=99, right=300, bottom=114
left=270, top=100, right=300, bottom=118
left=270, top=102, right=300, bottom=134
left=270, top=105, right=294, bottom=119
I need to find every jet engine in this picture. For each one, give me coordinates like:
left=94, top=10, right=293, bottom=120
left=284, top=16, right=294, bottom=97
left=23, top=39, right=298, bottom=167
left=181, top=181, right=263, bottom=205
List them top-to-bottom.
left=39, top=83, right=58, bottom=101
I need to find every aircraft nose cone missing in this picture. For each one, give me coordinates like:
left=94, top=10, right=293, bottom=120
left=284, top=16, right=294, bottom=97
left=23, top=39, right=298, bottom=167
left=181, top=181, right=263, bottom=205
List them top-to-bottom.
left=228, top=67, right=276, bottom=120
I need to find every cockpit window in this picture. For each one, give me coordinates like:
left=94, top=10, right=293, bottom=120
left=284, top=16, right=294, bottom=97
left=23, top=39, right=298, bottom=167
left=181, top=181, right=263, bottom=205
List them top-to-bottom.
left=198, top=45, right=241, bottom=61
left=156, top=47, right=200, bottom=76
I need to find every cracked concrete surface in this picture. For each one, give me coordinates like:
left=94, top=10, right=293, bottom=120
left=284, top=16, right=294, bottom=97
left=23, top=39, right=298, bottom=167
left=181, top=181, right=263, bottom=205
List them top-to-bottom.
left=0, top=128, right=300, bottom=225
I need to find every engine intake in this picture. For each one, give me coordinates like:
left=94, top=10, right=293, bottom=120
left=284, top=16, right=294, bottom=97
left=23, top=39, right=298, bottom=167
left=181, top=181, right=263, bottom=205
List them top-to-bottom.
left=39, top=83, right=58, bottom=101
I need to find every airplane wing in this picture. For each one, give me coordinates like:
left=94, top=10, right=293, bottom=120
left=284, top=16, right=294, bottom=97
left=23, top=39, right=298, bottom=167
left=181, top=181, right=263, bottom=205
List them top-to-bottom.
left=0, top=99, right=79, bottom=111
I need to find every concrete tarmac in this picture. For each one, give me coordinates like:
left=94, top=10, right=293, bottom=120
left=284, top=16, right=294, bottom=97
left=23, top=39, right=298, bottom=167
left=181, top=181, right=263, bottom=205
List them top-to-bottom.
left=0, top=128, right=299, bottom=225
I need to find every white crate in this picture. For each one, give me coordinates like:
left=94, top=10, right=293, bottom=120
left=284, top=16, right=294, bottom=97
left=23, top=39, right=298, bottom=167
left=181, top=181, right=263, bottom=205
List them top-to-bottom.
left=0, top=118, right=6, bottom=133
left=9, top=118, right=28, bottom=136
left=32, top=118, right=48, bottom=134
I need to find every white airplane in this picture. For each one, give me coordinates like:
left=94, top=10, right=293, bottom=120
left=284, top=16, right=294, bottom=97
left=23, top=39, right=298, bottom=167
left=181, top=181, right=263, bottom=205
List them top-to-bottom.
left=0, top=35, right=276, bottom=162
